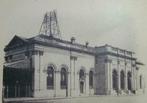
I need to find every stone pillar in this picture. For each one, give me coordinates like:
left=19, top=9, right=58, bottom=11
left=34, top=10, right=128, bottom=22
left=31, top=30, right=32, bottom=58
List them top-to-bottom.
left=32, top=50, right=42, bottom=97
left=69, top=56, right=74, bottom=96
left=70, top=56, right=77, bottom=96
left=104, top=58, right=112, bottom=95
left=104, top=59, right=109, bottom=94
left=109, top=60, right=113, bottom=94
left=117, top=61, right=121, bottom=93
left=125, top=63, right=128, bottom=92
left=131, top=64, right=136, bottom=92
left=132, top=65, right=137, bottom=92
left=136, top=68, right=139, bottom=91
left=134, top=69, right=138, bottom=93
left=55, top=70, right=60, bottom=97
left=77, top=71, right=80, bottom=96
left=67, top=72, right=71, bottom=97
left=86, top=72, right=89, bottom=95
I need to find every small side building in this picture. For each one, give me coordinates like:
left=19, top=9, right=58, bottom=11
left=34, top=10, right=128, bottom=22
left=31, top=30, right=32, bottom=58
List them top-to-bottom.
left=95, top=45, right=145, bottom=95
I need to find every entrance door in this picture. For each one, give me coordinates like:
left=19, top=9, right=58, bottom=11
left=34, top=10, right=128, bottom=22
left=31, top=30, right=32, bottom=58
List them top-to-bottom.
left=80, top=82, right=84, bottom=94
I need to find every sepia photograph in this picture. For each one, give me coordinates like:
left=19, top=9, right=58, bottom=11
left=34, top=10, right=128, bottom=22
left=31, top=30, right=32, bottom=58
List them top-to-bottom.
left=0, top=0, right=147, bottom=103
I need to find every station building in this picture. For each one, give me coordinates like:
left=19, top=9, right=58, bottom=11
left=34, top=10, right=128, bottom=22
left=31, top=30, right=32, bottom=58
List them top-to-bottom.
left=3, top=11, right=145, bottom=98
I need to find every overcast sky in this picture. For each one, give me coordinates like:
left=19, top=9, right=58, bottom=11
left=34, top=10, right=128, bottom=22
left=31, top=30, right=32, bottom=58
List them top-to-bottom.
left=0, top=0, right=147, bottom=96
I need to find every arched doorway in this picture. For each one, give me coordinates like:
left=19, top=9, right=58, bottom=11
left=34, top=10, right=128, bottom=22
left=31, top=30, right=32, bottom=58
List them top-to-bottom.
left=47, top=66, right=54, bottom=89
left=60, top=67, right=68, bottom=96
left=79, top=69, right=85, bottom=94
left=112, top=70, right=118, bottom=91
left=120, top=70, right=125, bottom=90
left=89, top=71, right=94, bottom=88
left=127, top=71, right=132, bottom=91
left=80, top=81, right=84, bottom=93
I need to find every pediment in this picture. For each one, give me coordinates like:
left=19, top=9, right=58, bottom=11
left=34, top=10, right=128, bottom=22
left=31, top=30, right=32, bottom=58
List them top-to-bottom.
left=4, top=35, right=29, bottom=51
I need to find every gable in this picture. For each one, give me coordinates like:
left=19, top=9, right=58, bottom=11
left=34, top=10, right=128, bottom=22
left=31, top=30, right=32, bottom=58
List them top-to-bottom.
left=4, top=35, right=29, bottom=51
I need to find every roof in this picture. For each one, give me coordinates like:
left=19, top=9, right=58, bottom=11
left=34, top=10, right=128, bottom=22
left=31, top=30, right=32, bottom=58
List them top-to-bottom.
left=4, top=34, right=96, bottom=55
left=4, top=35, right=29, bottom=51
left=136, top=61, right=144, bottom=65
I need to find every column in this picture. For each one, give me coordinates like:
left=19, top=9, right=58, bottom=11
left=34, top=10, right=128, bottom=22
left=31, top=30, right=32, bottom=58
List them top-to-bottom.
left=32, top=50, right=40, bottom=97
left=70, top=56, right=74, bottom=96
left=70, top=56, right=77, bottom=96
left=104, top=58, right=112, bottom=95
left=109, top=60, right=113, bottom=94
left=117, top=61, right=121, bottom=94
left=125, top=63, right=128, bottom=92
left=131, top=64, right=135, bottom=92
left=136, top=68, right=139, bottom=91
left=134, top=69, right=138, bottom=93
left=55, top=70, right=60, bottom=97
left=67, top=71, right=71, bottom=97
left=85, top=72, right=89, bottom=95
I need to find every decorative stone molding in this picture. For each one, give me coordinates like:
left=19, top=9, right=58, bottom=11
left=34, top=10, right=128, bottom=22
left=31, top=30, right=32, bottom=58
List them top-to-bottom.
left=31, top=50, right=44, bottom=56
left=70, top=56, right=77, bottom=60
left=104, top=58, right=112, bottom=63
left=43, top=63, right=57, bottom=73
left=60, top=64, right=69, bottom=72
left=55, top=70, right=60, bottom=73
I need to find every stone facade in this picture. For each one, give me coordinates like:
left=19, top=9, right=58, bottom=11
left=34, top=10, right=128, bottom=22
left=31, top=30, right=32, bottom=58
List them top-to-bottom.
left=3, top=11, right=145, bottom=98
left=3, top=35, right=145, bottom=98
left=95, top=45, right=145, bottom=95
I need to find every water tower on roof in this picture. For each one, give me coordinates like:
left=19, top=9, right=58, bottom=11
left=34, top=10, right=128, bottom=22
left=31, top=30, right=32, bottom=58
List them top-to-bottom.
left=39, top=10, right=61, bottom=39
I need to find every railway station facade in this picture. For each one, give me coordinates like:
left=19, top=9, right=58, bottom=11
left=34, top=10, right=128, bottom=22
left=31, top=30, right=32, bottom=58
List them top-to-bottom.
left=3, top=11, right=145, bottom=98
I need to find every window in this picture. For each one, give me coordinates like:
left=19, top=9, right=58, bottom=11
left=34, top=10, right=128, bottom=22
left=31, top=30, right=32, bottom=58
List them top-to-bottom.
left=47, top=66, right=54, bottom=89
left=60, top=68, right=67, bottom=89
left=79, top=69, right=85, bottom=80
left=112, top=70, right=118, bottom=91
left=120, top=70, right=125, bottom=90
left=89, top=71, right=93, bottom=88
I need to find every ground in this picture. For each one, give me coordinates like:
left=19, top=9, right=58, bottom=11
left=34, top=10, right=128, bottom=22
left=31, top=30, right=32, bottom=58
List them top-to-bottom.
left=4, top=94, right=147, bottom=103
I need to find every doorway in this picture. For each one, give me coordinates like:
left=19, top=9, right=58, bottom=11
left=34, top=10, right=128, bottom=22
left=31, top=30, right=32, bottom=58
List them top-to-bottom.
left=80, top=81, right=84, bottom=94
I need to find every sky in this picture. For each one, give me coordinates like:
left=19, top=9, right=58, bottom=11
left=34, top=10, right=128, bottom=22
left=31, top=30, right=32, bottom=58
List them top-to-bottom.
left=0, top=0, right=147, bottom=100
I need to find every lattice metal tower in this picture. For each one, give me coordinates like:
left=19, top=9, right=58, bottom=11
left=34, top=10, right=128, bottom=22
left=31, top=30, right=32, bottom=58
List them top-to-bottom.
left=39, top=10, right=61, bottom=39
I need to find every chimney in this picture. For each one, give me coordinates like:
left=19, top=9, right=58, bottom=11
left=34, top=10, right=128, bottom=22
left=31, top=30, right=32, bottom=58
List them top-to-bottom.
left=71, top=37, right=76, bottom=44
left=85, top=41, right=89, bottom=47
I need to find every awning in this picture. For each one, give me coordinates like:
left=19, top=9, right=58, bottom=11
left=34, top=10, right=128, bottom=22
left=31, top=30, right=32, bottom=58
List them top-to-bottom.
left=4, top=59, right=31, bottom=69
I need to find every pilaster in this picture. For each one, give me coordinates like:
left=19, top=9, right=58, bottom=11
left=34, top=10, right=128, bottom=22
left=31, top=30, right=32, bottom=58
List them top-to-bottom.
left=32, top=50, right=43, bottom=97
left=104, top=58, right=112, bottom=95
left=117, top=60, right=121, bottom=92
left=124, top=62, right=128, bottom=92
left=54, top=70, right=60, bottom=97
left=85, top=72, right=89, bottom=95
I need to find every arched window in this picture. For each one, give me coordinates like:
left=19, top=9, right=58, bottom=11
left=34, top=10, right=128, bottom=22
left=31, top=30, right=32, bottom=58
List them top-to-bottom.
left=47, top=66, right=54, bottom=89
left=60, top=68, right=67, bottom=89
left=79, top=69, right=85, bottom=80
left=112, top=70, right=118, bottom=91
left=120, top=70, right=125, bottom=90
left=89, top=71, right=93, bottom=88
left=127, top=71, right=132, bottom=90
left=140, top=75, right=142, bottom=89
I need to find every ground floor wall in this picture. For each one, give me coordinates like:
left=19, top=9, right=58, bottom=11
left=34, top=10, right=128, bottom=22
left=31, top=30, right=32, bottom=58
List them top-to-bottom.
left=32, top=46, right=95, bottom=98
